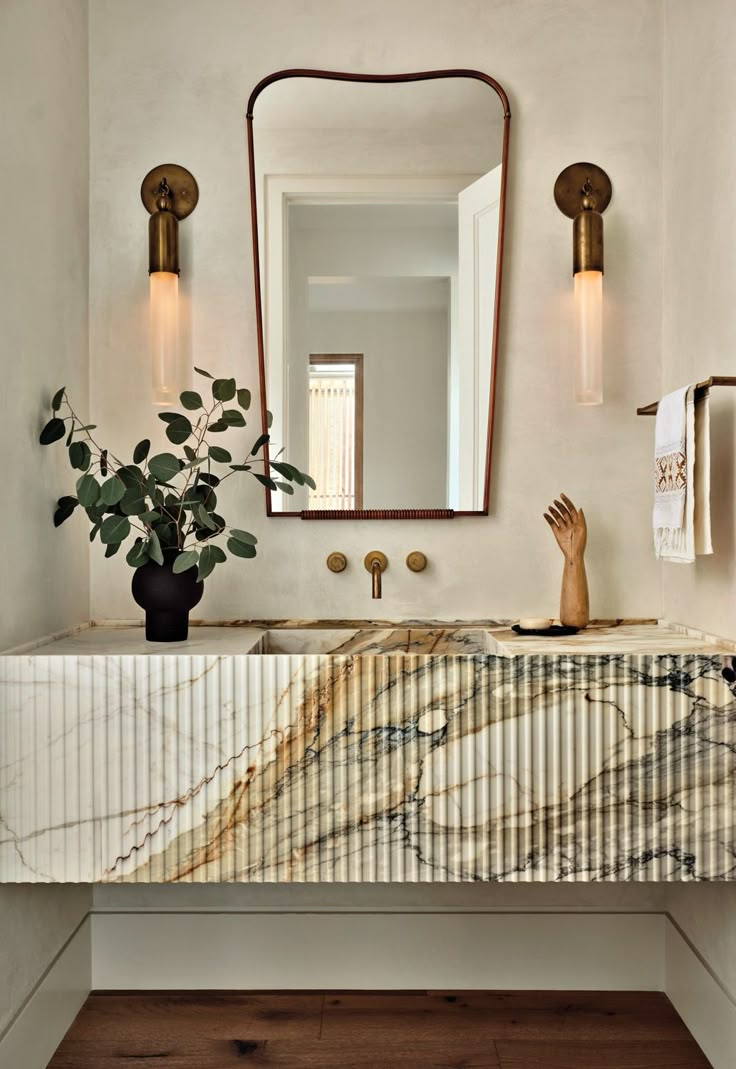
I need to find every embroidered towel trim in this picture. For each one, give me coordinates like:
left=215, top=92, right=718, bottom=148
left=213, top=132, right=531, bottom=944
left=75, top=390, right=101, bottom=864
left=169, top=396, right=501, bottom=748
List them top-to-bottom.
left=653, top=385, right=713, bottom=562
left=653, top=386, right=688, bottom=556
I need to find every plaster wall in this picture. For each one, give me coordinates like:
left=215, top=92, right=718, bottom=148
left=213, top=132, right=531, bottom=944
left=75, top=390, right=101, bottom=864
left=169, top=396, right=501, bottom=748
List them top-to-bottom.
left=0, top=0, right=92, bottom=1036
left=87, top=0, right=663, bottom=624
left=661, top=0, right=736, bottom=1005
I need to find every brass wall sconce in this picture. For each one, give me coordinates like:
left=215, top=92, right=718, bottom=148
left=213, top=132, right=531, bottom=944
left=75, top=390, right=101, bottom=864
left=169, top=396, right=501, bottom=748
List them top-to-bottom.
left=554, top=162, right=612, bottom=406
left=141, top=164, right=199, bottom=406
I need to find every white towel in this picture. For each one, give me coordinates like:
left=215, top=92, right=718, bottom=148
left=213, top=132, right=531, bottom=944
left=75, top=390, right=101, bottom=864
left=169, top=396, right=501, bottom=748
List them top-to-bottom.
left=653, top=385, right=712, bottom=562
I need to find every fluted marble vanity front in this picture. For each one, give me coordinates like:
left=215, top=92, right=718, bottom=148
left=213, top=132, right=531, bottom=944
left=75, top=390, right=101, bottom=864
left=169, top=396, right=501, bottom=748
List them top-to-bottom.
left=1, top=621, right=734, bottom=883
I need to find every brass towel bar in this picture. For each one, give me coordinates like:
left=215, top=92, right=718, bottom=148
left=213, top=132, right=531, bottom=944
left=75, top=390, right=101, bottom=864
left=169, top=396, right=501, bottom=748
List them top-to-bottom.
left=637, top=376, right=736, bottom=415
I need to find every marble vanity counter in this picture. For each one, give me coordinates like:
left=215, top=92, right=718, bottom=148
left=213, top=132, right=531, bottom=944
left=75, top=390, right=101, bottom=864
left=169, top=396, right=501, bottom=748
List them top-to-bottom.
left=10, top=618, right=732, bottom=657
left=1, top=620, right=734, bottom=884
left=488, top=621, right=734, bottom=656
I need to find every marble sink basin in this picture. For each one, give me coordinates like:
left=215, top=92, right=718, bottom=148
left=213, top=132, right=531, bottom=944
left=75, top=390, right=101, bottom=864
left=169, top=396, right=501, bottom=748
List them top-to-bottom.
left=260, top=627, right=493, bottom=656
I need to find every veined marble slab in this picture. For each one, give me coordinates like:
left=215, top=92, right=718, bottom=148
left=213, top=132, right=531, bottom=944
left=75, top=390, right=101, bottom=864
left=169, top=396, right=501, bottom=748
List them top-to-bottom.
left=0, top=622, right=734, bottom=883
left=489, top=622, right=732, bottom=655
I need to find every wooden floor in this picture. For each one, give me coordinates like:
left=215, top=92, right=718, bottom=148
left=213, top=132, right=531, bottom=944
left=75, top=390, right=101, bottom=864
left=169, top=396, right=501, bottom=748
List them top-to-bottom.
left=48, top=991, right=713, bottom=1068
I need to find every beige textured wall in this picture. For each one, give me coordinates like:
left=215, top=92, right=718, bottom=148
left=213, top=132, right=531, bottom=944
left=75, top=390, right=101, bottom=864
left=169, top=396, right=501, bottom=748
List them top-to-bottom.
left=0, top=0, right=92, bottom=1036
left=1, top=0, right=90, bottom=651
left=87, top=0, right=663, bottom=623
left=661, top=0, right=736, bottom=1003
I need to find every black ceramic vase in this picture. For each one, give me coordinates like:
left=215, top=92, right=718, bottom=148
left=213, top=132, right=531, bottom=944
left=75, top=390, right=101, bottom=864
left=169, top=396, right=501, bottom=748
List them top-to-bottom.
left=131, top=553, right=204, bottom=642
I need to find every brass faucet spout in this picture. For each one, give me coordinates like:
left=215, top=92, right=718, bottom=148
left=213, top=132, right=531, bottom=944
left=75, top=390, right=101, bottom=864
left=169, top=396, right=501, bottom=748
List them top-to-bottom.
left=364, top=551, right=388, bottom=600
left=371, top=558, right=382, bottom=599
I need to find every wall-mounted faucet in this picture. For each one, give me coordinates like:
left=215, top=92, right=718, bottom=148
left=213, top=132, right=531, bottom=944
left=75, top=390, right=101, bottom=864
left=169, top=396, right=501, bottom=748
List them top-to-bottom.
left=364, top=551, right=388, bottom=599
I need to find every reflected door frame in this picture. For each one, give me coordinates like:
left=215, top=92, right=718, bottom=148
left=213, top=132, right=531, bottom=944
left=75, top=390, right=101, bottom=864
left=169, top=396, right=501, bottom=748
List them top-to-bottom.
left=262, top=175, right=477, bottom=515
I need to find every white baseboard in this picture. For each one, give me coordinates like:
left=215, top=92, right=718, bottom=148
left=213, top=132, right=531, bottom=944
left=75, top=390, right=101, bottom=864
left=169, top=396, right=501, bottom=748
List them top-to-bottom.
left=5, top=908, right=734, bottom=1069
left=91, top=911, right=666, bottom=991
left=0, top=916, right=91, bottom=1069
left=665, top=917, right=736, bottom=1069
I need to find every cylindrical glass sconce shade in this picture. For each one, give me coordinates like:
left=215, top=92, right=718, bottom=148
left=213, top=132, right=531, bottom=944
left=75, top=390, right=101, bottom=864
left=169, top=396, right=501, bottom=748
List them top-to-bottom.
left=574, top=270, right=603, bottom=405
left=150, top=271, right=181, bottom=407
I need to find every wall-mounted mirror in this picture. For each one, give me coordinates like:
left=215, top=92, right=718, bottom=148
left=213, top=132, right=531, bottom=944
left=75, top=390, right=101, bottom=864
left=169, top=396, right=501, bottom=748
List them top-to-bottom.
left=247, top=69, right=510, bottom=518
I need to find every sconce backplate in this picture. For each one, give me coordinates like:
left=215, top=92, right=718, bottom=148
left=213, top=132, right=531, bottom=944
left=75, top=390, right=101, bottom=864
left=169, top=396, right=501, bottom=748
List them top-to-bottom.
left=554, top=162, right=612, bottom=218
left=141, top=164, right=199, bottom=219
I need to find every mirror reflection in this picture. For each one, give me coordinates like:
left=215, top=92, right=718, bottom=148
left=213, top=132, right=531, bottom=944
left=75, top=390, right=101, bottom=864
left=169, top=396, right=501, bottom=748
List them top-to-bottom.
left=249, top=73, right=509, bottom=515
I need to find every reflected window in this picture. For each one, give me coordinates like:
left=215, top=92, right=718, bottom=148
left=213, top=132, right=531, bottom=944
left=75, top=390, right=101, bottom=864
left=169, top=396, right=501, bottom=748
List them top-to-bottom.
left=308, top=354, right=364, bottom=510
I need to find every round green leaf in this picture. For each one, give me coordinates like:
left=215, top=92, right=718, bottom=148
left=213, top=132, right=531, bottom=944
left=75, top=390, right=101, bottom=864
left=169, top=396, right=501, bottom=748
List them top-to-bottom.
left=212, top=377, right=236, bottom=402
left=51, top=387, right=66, bottom=411
left=237, top=388, right=251, bottom=411
left=180, top=391, right=203, bottom=411
left=221, top=409, right=246, bottom=427
left=165, top=416, right=193, bottom=445
left=40, top=417, right=66, bottom=445
left=133, top=439, right=150, bottom=464
left=69, top=440, right=91, bottom=471
left=208, top=445, right=232, bottom=464
left=148, top=453, right=180, bottom=484
left=117, top=464, right=145, bottom=488
left=76, top=474, right=101, bottom=507
left=100, top=477, right=125, bottom=506
left=120, top=488, right=147, bottom=516
left=53, top=496, right=78, bottom=527
left=196, top=502, right=217, bottom=531
left=85, top=504, right=105, bottom=524
left=100, top=514, right=131, bottom=545
left=229, top=528, right=258, bottom=546
left=147, top=529, right=164, bottom=565
left=227, top=537, right=257, bottom=559
left=126, top=540, right=149, bottom=568
left=195, top=543, right=225, bottom=578
left=197, top=544, right=219, bottom=580
left=172, top=549, right=199, bottom=574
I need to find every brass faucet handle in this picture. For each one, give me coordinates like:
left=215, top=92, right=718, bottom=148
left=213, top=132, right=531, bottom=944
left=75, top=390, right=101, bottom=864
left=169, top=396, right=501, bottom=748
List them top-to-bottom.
left=363, top=551, right=388, bottom=573
left=406, top=551, right=427, bottom=572
left=326, top=552, right=348, bottom=573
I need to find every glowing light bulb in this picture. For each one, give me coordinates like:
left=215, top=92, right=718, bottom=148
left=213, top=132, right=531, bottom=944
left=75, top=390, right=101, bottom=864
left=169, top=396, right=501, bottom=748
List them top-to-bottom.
left=574, top=270, right=603, bottom=405
left=150, top=271, right=181, bottom=406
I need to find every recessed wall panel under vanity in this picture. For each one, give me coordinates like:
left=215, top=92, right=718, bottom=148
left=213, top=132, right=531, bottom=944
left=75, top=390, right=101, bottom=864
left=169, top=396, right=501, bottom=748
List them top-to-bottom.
left=2, top=622, right=734, bottom=884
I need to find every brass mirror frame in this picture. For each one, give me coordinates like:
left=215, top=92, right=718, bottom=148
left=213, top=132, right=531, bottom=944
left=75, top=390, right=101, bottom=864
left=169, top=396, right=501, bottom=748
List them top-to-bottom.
left=246, top=68, right=511, bottom=519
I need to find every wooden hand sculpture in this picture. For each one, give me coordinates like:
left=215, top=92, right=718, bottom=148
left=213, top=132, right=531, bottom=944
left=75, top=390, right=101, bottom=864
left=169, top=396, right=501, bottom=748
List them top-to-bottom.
left=544, top=493, right=589, bottom=629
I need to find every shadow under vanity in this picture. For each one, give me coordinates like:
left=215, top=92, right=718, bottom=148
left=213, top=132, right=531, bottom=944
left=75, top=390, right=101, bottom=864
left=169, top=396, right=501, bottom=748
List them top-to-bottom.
left=1, top=619, right=734, bottom=884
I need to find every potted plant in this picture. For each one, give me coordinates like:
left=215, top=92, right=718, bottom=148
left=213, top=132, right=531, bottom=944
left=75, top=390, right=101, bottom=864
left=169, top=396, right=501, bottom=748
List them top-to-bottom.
left=39, top=368, right=313, bottom=641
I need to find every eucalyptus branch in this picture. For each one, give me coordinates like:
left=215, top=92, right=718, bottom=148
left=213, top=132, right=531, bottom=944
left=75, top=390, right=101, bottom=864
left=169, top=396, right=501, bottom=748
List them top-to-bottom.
left=40, top=368, right=312, bottom=582
left=61, top=397, right=127, bottom=473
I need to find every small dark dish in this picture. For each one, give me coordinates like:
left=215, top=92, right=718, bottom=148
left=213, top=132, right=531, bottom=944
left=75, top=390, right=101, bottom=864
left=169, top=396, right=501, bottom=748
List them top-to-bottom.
left=511, top=624, right=581, bottom=638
